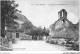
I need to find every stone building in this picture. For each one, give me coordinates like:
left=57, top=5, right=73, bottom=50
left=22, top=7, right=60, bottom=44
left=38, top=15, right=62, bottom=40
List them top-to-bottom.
left=49, top=9, right=79, bottom=40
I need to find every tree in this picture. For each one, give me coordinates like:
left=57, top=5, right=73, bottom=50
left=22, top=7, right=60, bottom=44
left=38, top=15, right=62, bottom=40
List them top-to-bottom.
left=1, top=0, right=20, bottom=37
left=21, top=21, right=34, bottom=31
left=27, top=27, right=43, bottom=36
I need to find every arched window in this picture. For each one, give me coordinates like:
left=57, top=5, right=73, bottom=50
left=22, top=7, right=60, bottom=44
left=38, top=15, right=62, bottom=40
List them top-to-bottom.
left=62, top=11, right=63, bottom=17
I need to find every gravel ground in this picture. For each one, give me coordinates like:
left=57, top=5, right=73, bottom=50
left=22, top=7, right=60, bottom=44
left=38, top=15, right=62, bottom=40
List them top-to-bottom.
left=13, top=40, right=67, bottom=51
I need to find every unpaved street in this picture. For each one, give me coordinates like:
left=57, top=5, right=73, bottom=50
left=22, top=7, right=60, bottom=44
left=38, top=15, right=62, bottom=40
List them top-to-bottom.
left=13, top=40, right=67, bottom=51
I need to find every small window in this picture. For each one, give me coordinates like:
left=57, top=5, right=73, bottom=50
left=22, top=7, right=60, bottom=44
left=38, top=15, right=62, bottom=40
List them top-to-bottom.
left=62, top=12, right=63, bottom=17
left=62, top=19, right=65, bottom=24
left=63, top=19, right=65, bottom=22
left=62, top=21, right=63, bottom=24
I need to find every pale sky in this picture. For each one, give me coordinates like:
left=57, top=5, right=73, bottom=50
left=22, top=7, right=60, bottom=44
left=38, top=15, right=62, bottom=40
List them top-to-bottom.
left=15, top=0, right=79, bottom=28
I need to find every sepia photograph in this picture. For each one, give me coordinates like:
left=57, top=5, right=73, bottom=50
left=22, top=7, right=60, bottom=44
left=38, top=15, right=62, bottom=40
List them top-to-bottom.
left=0, top=0, right=79, bottom=52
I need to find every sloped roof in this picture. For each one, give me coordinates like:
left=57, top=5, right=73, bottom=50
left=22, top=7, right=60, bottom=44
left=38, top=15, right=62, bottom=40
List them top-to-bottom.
left=14, top=13, right=29, bottom=23
left=50, top=17, right=73, bottom=31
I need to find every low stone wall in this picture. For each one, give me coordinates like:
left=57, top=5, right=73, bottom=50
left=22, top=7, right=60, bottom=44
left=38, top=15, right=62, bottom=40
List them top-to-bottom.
left=0, top=36, right=13, bottom=51
left=0, top=36, right=9, bottom=47
left=0, top=45, right=13, bottom=51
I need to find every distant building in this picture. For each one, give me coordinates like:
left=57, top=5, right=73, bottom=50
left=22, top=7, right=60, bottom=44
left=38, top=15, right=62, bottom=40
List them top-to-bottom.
left=49, top=9, right=79, bottom=40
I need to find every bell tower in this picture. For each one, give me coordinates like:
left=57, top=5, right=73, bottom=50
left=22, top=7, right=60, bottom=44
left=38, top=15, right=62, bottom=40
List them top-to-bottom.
left=58, top=9, right=67, bottom=19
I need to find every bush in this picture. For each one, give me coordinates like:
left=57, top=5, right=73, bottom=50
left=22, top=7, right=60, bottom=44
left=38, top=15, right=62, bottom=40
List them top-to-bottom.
left=12, top=39, right=16, bottom=44
left=46, top=39, right=58, bottom=44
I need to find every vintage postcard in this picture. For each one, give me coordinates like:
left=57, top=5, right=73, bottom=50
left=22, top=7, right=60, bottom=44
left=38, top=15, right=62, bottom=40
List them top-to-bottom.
left=0, top=0, right=80, bottom=54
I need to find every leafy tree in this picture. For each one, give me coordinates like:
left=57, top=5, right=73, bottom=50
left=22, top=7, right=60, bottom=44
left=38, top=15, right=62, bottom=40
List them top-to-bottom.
left=1, top=0, right=20, bottom=37
left=21, top=21, right=33, bottom=30
left=26, top=26, right=49, bottom=37
left=28, top=27, right=43, bottom=36
left=43, top=27, right=49, bottom=36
